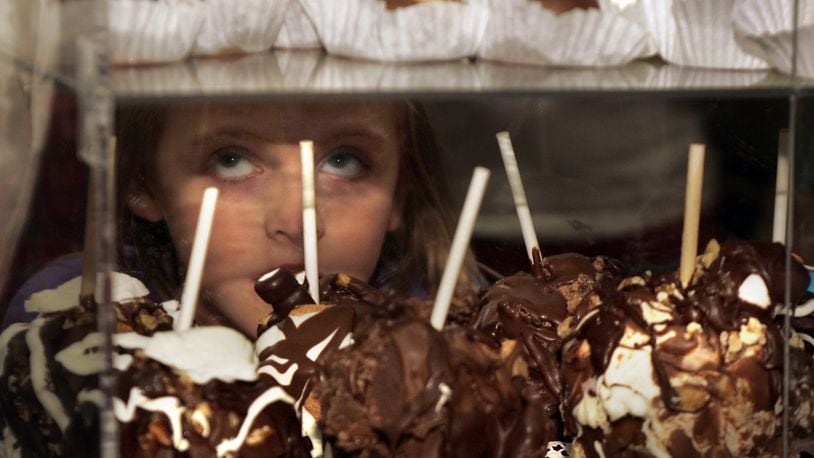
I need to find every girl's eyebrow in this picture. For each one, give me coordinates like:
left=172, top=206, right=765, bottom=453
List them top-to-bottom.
left=318, top=119, right=396, bottom=142
left=180, top=121, right=393, bottom=152
left=323, top=128, right=389, bottom=144
left=185, top=129, right=276, bottom=148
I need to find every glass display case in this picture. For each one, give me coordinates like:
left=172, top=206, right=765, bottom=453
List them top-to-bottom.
left=1, top=1, right=812, bottom=457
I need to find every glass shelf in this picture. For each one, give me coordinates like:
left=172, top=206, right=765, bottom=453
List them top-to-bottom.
left=4, top=46, right=808, bottom=102
left=106, top=51, right=803, bottom=102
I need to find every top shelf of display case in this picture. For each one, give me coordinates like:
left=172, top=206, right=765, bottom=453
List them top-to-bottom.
left=7, top=49, right=811, bottom=102
left=112, top=51, right=809, bottom=101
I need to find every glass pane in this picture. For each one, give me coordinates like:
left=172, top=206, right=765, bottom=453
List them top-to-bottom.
left=2, top=0, right=813, bottom=455
left=0, top=71, right=96, bottom=458
left=4, top=90, right=814, bottom=457
left=791, top=90, right=814, bottom=456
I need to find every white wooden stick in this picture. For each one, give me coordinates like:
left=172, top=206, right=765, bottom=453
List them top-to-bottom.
left=772, top=129, right=790, bottom=244
left=496, top=131, right=539, bottom=261
left=301, top=141, right=320, bottom=304
left=679, top=144, right=706, bottom=288
left=80, top=163, right=100, bottom=300
left=430, top=167, right=490, bottom=330
left=176, top=187, right=219, bottom=331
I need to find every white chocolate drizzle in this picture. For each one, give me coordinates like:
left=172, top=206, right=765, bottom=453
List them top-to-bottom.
left=24, top=272, right=149, bottom=313
left=794, top=298, right=814, bottom=317
left=289, top=310, right=321, bottom=328
left=26, top=316, right=70, bottom=431
left=255, top=326, right=286, bottom=355
left=306, top=329, right=338, bottom=361
left=55, top=332, right=105, bottom=376
left=338, top=332, right=354, bottom=350
left=339, top=332, right=353, bottom=350
left=799, top=332, right=814, bottom=348
left=113, top=353, right=134, bottom=371
left=266, top=354, right=288, bottom=365
left=259, top=362, right=299, bottom=386
left=434, top=383, right=453, bottom=413
left=215, top=386, right=295, bottom=457
left=76, top=388, right=104, bottom=407
left=114, top=388, right=189, bottom=451
left=301, top=405, right=324, bottom=458
left=191, top=408, right=211, bottom=437
left=2, top=424, right=21, bottom=458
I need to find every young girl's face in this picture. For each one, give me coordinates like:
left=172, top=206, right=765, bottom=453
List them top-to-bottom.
left=128, top=102, right=403, bottom=337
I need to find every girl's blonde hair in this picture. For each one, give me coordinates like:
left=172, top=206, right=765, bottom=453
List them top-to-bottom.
left=115, top=100, right=483, bottom=302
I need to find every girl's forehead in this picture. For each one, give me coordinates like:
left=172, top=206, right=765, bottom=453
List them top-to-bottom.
left=158, top=100, right=406, bottom=151
left=168, top=101, right=401, bottom=126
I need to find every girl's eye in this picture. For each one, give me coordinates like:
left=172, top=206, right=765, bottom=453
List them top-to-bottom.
left=210, top=147, right=259, bottom=180
left=319, top=147, right=368, bottom=179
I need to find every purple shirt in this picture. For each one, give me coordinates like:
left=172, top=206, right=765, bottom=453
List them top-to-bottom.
left=2, top=253, right=84, bottom=330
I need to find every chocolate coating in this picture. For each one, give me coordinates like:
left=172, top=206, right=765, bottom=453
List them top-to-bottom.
left=561, top=239, right=814, bottom=457
left=688, top=239, right=810, bottom=331
left=474, top=249, right=622, bottom=418
left=255, top=269, right=315, bottom=335
left=255, top=273, right=408, bottom=405
left=0, top=294, right=308, bottom=458
left=0, top=303, right=158, bottom=456
left=258, top=304, right=356, bottom=401
left=315, top=315, right=559, bottom=457
left=1, top=324, right=65, bottom=456
left=117, top=354, right=307, bottom=458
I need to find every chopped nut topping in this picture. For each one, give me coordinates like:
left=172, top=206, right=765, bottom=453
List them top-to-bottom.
left=700, top=239, right=720, bottom=268
left=336, top=273, right=352, bottom=287
left=618, top=276, right=646, bottom=290
left=115, top=306, right=127, bottom=322
left=138, top=310, right=159, bottom=331
left=558, top=316, right=576, bottom=338
left=685, top=322, right=702, bottom=338
left=723, top=332, right=744, bottom=363
left=499, top=340, right=518, bottom=360
left=511, top=355, right=529, bottom=378
left=674, top=383, right=711, bottom=412
left=305, top=393, right=322, bottom=422
left=190, top=402, right=213, bottom=436
left=228, top=411, right=241, bottom=429
left=148, top=420, right=172, bottom=446
left=246, top=425, right=275, bottom=445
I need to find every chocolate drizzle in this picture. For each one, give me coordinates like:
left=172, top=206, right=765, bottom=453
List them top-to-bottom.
left=561, top=239, right=814, bottom=457
left=690, top=239, right=809, bottom=332
left=5, top=240, right=811, bottom=457
left=475, top=249, right=622, bottom=415
left=255, top=272, right=410, bottom=406
left=0, top=285, right=309, bottom=458
left=580, top=297, right=626, bottom=375
left=258, top=304, right=355, bottom=401
left=116, top=352, right=308, bottom=458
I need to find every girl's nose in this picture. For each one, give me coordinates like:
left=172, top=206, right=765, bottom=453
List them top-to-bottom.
left=264, top=175, right=325, bottom=245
